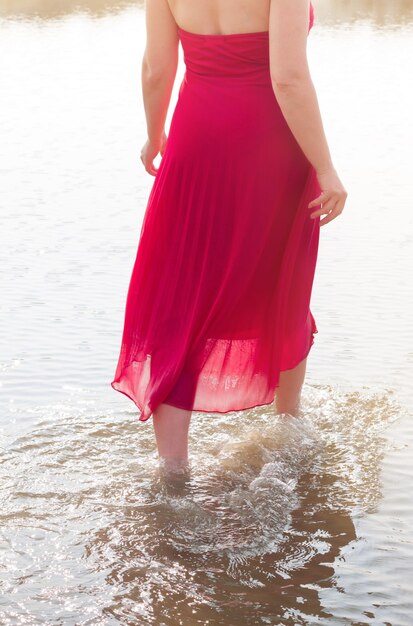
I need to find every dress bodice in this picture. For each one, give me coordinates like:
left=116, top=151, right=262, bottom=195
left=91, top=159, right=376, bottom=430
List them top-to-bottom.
left=177, top=3, right=314, bottom=83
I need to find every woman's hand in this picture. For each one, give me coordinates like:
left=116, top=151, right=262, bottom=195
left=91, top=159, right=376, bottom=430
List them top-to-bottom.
left=140, top=130, right=168, bottom=176
left=308, top=167, right=348, bottom=226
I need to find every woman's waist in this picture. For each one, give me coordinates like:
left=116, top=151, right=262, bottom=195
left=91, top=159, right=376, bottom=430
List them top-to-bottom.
left=179, top=68, right=274, bottom=91
left=171, top=77, right=287, bottom=135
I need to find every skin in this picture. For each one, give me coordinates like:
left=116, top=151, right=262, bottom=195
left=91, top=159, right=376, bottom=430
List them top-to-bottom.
left=139, top=0, right=348, bottom=467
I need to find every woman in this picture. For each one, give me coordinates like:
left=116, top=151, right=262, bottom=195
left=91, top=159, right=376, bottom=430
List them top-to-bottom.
left=111, top=0, right=347, bottom=474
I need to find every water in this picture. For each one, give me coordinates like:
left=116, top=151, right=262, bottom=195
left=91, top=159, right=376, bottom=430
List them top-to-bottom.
left=1, top=1, right=412, bottom=623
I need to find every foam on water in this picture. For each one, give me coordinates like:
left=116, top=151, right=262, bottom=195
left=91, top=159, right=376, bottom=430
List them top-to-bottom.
left=0, top=385, right=402, bottom=623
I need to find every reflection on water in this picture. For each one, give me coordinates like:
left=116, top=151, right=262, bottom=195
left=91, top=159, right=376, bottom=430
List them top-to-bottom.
left=0, top=0, right=142, bottom=19
left=1, top=0, right=413, bottom=25
left=316, top=0, right=413, bottom=26
left=1, top=1, right=413, bottom=625
left=0, top=390, right=401, bottom=624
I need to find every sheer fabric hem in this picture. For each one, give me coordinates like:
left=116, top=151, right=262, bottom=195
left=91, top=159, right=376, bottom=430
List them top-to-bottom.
left=110, top=321, right=318, bottom=423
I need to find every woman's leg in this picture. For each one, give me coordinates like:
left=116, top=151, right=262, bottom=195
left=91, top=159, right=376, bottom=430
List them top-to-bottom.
left=275, top=357, right=307, bottom=416
left=152, top=402, right=192, bottom=470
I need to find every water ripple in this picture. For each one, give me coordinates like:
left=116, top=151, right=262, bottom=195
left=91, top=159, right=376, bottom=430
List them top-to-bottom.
left=0, top=387, right=403, bottom=624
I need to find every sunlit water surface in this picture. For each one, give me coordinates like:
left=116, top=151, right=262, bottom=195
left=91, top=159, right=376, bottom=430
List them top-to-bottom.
left=0, top=1, right=412, bottom=624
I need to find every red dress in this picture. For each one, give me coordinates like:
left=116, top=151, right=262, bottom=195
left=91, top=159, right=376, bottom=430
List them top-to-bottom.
left=111, top=4, right=320, bottom=422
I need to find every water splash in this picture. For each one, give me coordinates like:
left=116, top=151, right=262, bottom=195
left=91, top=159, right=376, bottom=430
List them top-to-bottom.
left=0, top=386, right=402, bottom=623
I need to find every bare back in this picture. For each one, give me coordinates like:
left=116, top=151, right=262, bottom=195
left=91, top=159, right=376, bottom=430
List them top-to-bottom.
left=166, top=0, right=271, bottom=35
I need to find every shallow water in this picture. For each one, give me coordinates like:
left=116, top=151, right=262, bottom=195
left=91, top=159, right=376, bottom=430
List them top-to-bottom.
left=1, top=1, right=412, bottom=624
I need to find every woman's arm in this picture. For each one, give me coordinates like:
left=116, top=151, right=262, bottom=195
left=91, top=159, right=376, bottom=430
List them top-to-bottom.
left=140, top=0, right=179, bottom=175
left=269, top=0, right=347, bottom=226
left=269, top=0, right=332, bottom=174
